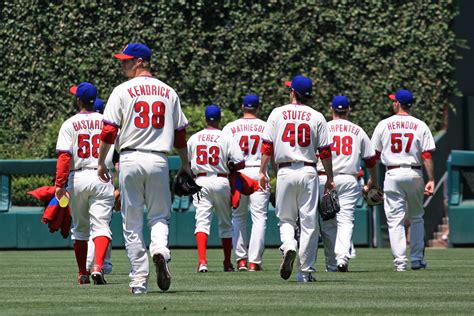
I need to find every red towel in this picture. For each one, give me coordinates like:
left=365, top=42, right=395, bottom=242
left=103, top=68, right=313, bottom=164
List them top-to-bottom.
left=229, top=172, right=260, bottom=208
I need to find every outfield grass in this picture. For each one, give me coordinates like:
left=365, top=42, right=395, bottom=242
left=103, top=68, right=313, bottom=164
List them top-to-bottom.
left=0, top=248, right=473, bottom=315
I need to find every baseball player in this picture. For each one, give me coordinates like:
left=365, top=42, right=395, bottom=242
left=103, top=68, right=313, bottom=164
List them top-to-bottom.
left=97, top=43, right=191, bottom=294
left=259, top=75, right=335, bottom=282
left=55, top=82, right=115, bottom=285
left=371, top=89, right=435, bottom=271
left=222, top=94, right=269, bottom=272
left=318, top=96, right=378, bottom=272
left=188, top=104, right=245, bottom=273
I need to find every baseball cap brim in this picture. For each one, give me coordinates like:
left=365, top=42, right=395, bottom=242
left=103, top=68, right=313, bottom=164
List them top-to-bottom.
left=113, top=53, right=135, bottom=60
left=284, top=81, right=292, bottom=88
left=69, top=86, right=77, bottom=95
left=388, top=94, right=396, bottom=101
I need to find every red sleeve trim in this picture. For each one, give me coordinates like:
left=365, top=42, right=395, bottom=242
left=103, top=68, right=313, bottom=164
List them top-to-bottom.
left=102, top=119, right=120, bottom=128
left=100, top=122, right=119, bottom=144
left=176, top=123, right=189, bottom=131
left=174, top=128, right=187, bottom=149
left=261, top=142, right=273, bottom=156
left=319, top=146, right=331, bottom=160
left=375, top=150, right=381, bottom=161
left=421, top=151, right=433, bottom=160
left=55, top=152, right=71, bottom=188
left=363, top=156, right=377, bottom=168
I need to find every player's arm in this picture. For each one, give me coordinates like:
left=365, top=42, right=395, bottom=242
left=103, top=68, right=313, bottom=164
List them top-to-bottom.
left=259, top=112, right=275, bottom=191
left=317, top=115, right=335, bottom=192
left=55, top=124, right=72, bottom=200
left=421, top=125, right=436, bottom=196
left=175, top=127, right=192, bottom=175
left=361, top=131, right=378, bottom=188
left=228, top=136, right=246, bottom=172
left=423, top=155, right=435, bottom=196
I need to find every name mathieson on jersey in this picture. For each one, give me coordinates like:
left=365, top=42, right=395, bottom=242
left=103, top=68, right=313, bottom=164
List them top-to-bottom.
left=126, top=84, right=171, bottom=99
left=72, top=119, right=103, bottom=131
left=387, top=120, right=418, bottom=131
left=229, top=123, right=265, bottom=134
left=329, top=123, right=360, bottom=136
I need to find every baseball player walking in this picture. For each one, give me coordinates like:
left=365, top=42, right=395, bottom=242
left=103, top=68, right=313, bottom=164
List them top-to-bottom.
left=97, top=43, right=191, bottom=294
left=259, top=76, right=335, bottom=282
left=55, top=82, right=115, bottom=285
left=371, top=89, right=435, bottom=271
left=223, top=94, right=269, bottom=272
left=319, top=96, right=378, bottom=272
left=188, top=105, right=245, bottom=273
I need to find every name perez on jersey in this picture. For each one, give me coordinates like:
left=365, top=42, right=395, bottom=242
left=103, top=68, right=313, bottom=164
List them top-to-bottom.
left=127, top=84, right=171, bottom=99
left=282, top=109, right=312, bottom=121
left=72, top=119, right=103, bottom=132
left=197, top=133, right=220, bottom=143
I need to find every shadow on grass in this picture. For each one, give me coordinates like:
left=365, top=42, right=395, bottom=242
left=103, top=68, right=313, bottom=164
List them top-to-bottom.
left=148, top=290, right=207, bottom=294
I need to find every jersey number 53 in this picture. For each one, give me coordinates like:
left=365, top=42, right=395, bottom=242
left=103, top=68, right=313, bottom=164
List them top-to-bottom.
left=196, top=145, right=220, bottom=166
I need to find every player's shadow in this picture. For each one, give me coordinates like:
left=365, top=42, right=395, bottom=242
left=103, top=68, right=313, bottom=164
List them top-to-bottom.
left=148, top=290, right=207, bottom=294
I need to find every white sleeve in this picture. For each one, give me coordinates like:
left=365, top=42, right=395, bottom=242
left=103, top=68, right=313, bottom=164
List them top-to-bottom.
left=103, top=87, right=123, bottom=127
left=172, top=95, right=188, bottom=131
left=262, top=110, right=276, bottom=143
left=316, top=115, right=330, bottom=149
left=56, top=122, right=73, bottom=154
left=222, top=123, right=231, bottom=135
left=371, top=123, right=383, bottom=152
left=421, top=124, right=436, bottom=152
left=360, top=129, right=376, bottom=159
left=228, top=135, right=245, bottom=164
left=187, top=136, right=194, bottom=161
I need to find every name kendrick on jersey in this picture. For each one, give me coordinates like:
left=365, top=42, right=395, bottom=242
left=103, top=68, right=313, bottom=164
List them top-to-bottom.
left=127, top=84, right=171, bottom=99
left=72, top=119, right=103, bottom=131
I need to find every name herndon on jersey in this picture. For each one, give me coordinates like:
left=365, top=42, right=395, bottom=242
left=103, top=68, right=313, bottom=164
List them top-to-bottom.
left=127, top=84, right=171, bottom=99
left=282, top=109, right=312, bottom=121
left=72, top=119, right=103, bottom=131
left=387, top=121, right=418, bottom=131
left=329, top=123, right=360, bottom=136
left=230, top=124, right=264, bottom=134
left=197, top=133, right=220, bottom=143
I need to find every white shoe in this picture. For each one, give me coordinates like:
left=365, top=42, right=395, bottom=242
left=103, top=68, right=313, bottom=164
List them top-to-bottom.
left=198, top=262, right=208, bottom=273
left=296, top=272, right=316, bottom=282
left=130, top=286, right=147, bottom=295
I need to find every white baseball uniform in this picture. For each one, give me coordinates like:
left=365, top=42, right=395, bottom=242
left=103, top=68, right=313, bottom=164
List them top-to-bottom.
left=103, top=76, right=188, bottom=289
left=263, top=103, right=330, bottom=277
left=56, top=112, right=115, bottom=242
left=371, top=114, right=435, bottom=271
left=223, top=118, right=269, bottom=266
left=318, top=119, right=375, bottom=269
left=187, top=128, right=245, bottom=239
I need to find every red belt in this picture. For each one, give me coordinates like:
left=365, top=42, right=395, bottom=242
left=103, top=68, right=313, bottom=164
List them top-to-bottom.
left=278, top=162, right=316, bottom=169
left=387, top=166, right=421, bottom=170
left=197, top=173, right=227, bottom=177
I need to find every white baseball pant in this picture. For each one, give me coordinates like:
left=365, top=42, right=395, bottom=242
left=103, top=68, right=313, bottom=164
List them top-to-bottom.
left=120, top=151, right=172, bottom=289
left=276, top=163, right=319, bottom=274
left=232, top=167, right=269, bottom=265
left=383, top=167, right=425, bottom=270
left=67, top=169, right=114, bottom=241
left=193, top=175, right=232, bottom=238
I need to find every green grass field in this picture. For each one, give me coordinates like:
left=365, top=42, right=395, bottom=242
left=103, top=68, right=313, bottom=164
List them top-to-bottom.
left=1, top=248, right=473, bottom=315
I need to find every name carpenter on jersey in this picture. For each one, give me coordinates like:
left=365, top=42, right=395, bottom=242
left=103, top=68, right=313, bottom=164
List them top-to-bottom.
left=329, top=123, right=360, bottom=136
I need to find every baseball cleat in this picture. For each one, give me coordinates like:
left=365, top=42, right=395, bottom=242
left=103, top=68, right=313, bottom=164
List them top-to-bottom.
left=279, top=249, right=296, bottom=280
left=153, top=253, right=171, bottom=291
left=237, top=259, right=248, bottom=271
left=411, top=260, right=427, bottom=270
left=197, top=261, right=208, bottom=273
left=223, top=262, right=235, bottom=272
left=248, top=263, right=262, bottom=272
left=337, top=263, right=348, bottom=272
left=91, top=265, right=106, bottom=285
left=296, top=272, right=316, bottom=282
left=77, top=274, right=90, bottom=285
left=130, top=286, right=147, bottom=295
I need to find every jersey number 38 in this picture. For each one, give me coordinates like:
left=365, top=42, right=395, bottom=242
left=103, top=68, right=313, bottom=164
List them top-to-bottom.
left=134, top=101, right=165, bottom=129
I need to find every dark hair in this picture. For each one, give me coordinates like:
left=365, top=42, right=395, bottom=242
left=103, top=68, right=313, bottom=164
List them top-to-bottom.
left=294, top=91, right=312, bottom=104
left=79, top=99, right=94, bottom=111
left=400, top=103, right=412, bottom=112
left=243, top=107, right=258, bottom=114
left=334, top=109, right=349, bottom=117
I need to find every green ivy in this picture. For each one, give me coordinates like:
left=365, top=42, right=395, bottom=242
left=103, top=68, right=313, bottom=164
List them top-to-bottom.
left=0, top=1, right=464, bottom=159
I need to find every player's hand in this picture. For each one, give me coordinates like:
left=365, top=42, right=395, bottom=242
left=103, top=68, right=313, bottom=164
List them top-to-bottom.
left=97, top=163, right=111, bottom=183
left=258, top=172, right=269, bottom=192
left=324, top=178, right=336, bottom=193
left=366, top=178, right=377, bottom=190
left=424, top=180, right=435, bottom=196
left=55, top=187, right=69, bottom=201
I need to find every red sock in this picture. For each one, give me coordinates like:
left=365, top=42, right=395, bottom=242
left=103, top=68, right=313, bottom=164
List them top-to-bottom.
left=196, top=232, right=208, bottom=263
left=93, top=236, right=110, bottom=269
left=221, top=238, right=232, bottom=265
left=73, top=240, right=88, bottom=275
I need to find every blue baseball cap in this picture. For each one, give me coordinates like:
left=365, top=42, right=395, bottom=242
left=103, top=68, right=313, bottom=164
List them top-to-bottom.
left=114, top=43, right=151, bottom=61
left=285, top=75, right=313, bottom=98
left=69, top=82, right=97, bottom=104
left=389, top=89, right=413, bottom=106
left=242, top=94, right=260, bottom=108
left=332, top=95, right=350, bottom=110
left=94, top=98, right=105, bottom=113
left=205, top=104, right=221, bottom=121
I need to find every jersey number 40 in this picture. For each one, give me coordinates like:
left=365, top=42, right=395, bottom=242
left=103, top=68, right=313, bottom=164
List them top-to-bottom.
left=134, top=101, right=165, bottom=129
left=281, top=123, right=310, bottom=147
left=196, top=145, right=220, bottom=166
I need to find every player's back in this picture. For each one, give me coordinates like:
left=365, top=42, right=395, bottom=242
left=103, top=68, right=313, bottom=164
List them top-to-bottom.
left=104, top=76, right=184, bottom=152
left=265, top=104, right=329, bottom=164
left=57, top=112, right=104, bottom=171
left=372, top=114, right=434, bottom=167
left=222, top=118, right=266, bottom=167
left=327, top=119, right=373, bottom=175
left=188, top=128, right=238, bottom=175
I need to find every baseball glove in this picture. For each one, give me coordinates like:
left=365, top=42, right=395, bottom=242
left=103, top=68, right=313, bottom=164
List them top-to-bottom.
left=172, top=170, right=202, bottom=197
left=362, top=185, right=384, bottom=206
left=320, top=189, right=340, bottom=221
